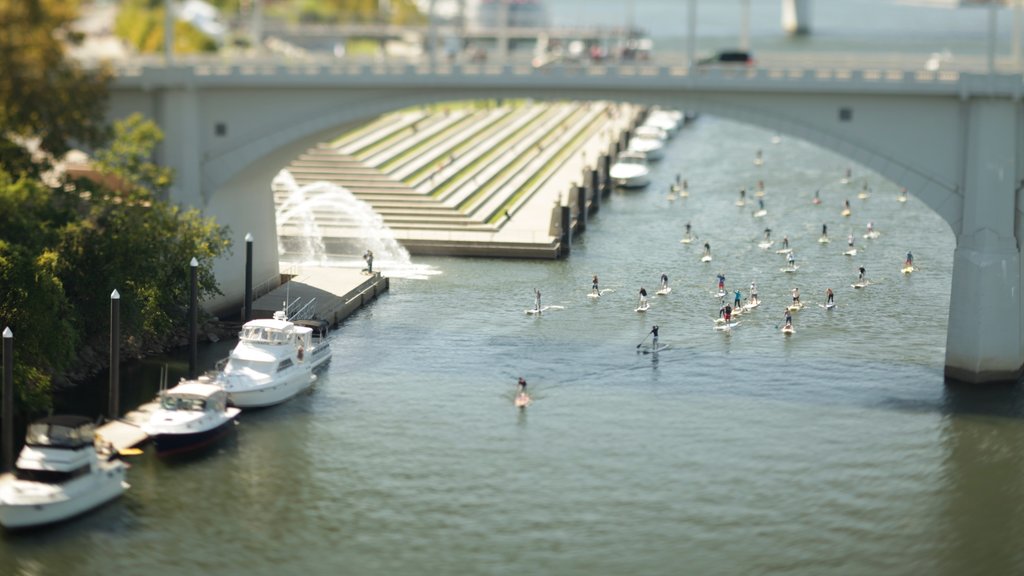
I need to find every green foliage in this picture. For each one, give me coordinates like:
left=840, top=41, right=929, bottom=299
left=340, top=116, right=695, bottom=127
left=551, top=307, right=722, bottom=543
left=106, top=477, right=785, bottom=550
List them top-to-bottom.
left=0, top=0, right=110, bottom=177
left=115, top=0, right=218, bottom=55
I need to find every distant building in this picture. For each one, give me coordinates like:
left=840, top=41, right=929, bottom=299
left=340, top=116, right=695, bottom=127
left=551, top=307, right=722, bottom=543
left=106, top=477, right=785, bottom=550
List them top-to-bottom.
left=466, top=0, right=549, bottom=28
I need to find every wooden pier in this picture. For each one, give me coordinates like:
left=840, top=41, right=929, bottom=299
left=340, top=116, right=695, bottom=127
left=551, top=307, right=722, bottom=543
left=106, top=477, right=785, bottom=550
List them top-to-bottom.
left=95, top=401, right=159, bottom=452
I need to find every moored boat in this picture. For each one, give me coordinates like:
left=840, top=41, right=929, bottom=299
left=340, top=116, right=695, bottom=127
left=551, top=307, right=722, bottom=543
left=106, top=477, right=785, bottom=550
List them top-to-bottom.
left=609, top=151, right=651, bottom=188
left=215, top=310, right=328, bottom=408
left=142, top=380, right=241, bottom=456
left=0, top=416, right=128, bottom=530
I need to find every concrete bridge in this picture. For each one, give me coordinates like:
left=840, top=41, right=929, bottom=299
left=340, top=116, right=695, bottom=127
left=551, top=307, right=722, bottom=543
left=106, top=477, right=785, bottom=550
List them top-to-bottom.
left=106, top=55, right=1024, bottom=384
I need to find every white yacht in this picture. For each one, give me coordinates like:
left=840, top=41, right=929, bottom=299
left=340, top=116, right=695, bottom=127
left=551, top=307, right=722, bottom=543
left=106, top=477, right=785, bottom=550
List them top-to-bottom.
left=643, top=109, right=682, bottom=135
left=634, top=125, right=668, bottom=141
left=627, top=136, right=665, bottom=161
left=609, top=151, right=651, bottom=188
left=215, top=310, right=330, bottom=408
left=142, top=380, right=241, bottom=456
left=0, top=416, right=128, bottom=530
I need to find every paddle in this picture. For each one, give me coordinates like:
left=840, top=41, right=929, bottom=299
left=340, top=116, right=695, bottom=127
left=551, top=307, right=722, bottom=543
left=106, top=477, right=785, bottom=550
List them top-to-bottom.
left=636, top=331, right=651, bottom=350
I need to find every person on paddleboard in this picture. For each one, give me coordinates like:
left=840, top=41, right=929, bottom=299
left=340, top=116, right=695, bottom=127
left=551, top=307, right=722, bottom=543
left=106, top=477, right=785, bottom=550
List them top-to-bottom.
left=740, top=188, right=747, bottom=202
left=814, top=190, right=821, bottom=204
left=758, top=198, right=765, bottom=211
left=844, top=199, right=851, bottom=212
left=867, top=221, right=875, bottom=234
left=685, top=222, right=693, bottom=237
left=822, top=223, right=828, bottom=237
left=763, top=228, right=772, bottom=242
left=847, top=234, right=855, bottom=248
left=782, top=235, right=790, bottom=250
left=703, top=241, right=711, bottom=258
left=787, top=251, right=796, bottom=269
left=905, top=251, right=913, bottom=267
left=858, top=266, right=866, bottom=283
left=660, top=273, right=669, bottom=290
left=717, top=273, right=726, bottom=291
left=592, top=274, right=600, bottom=295
left=750, top=281, right=758, bottom=305
left=638, top=286, right=648, bottom=307
left=792, top=287, right=801, bottom=305
left=826, top=287, right=834, bottom=306
left=534, top=288, right=541, bottom=311
left=733, top=289, right=742, bottom=309
left=724, top=304, right=732, bottom=323
left=783, top=309, right=793, bottom=329
left=650, top=325, right=659, bottom=348
left=517, top=377, right=527, bottom=393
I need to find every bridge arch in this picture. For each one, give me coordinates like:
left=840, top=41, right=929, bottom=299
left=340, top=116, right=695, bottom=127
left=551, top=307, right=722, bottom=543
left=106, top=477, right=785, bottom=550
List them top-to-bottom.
left=107, top=66, right=1024, bottom=383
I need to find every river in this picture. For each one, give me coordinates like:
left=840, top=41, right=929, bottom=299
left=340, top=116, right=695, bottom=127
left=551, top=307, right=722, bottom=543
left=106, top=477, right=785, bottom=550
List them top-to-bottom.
left=4, top=109, right=1024, bottom=574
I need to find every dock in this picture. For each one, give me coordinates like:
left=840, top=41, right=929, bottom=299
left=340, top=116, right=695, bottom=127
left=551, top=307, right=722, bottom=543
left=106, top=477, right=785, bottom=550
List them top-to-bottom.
left=252, top=267, right=389, bottom=326
left=95, top=401, right=160, bottom=452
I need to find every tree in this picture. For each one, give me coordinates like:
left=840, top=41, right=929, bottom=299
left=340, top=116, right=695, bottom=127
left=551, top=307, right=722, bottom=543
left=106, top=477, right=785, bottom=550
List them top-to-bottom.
left=0, top=0, right=110, bottom=177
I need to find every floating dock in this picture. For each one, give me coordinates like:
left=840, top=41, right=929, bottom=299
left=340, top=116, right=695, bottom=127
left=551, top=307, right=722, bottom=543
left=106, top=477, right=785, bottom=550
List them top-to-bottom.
left=252, top=267, right=389, bottom=326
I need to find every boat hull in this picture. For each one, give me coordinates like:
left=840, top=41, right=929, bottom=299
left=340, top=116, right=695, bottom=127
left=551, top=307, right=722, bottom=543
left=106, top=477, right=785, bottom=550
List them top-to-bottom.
left=224, top=371, right=315, bottom=408
left=150, top=416, right=238, bottom=457
left=0, top=465, right=127, bottom=530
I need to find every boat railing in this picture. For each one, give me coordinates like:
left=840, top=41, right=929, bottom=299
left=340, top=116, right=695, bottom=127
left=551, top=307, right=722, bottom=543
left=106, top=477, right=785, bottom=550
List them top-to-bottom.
left=289, top=297, right=318, bottom=322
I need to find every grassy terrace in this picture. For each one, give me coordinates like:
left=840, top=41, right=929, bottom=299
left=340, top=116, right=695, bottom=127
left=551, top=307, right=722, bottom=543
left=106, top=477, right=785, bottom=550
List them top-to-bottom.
left=401, top=104, right=541, bottom=188
left=431, top=106, right=563, bottom=201
left=457, top=106, right=589, bottom=213
left=486, top=108, right=607, bottom=224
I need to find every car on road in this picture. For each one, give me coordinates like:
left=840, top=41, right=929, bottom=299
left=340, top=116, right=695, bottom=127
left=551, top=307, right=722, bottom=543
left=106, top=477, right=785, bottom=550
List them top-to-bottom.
left=697, top=50, right=754, bottom=66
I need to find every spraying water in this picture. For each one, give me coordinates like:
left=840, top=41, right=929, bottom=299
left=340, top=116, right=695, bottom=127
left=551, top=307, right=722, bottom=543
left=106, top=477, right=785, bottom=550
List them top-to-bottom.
left=273, top=169, right=440, bottom=279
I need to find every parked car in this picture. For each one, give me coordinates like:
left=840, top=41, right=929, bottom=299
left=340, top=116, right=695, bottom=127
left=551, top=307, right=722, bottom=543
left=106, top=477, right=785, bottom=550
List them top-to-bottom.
left=697, top=50, right=754, bottom=66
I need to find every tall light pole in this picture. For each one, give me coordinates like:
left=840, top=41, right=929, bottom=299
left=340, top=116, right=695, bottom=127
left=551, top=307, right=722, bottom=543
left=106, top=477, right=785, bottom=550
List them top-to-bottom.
left=687, top=0, right=697, bottom=68
left=740, top=0, right=750, bottom=51
left=988, top=0, right=999, bottom=75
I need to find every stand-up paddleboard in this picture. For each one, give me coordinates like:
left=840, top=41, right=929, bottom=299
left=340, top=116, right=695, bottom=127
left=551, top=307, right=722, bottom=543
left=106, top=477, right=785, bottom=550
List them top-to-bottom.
left=679, top=189, right=689, bottom=198
left=755, top=190, right=766, bottom=198
left=857, top=191, right=871, bottom=200
left=667, top=193, right=677, bottom=201
left=897, top=194, right=908, bottom=203
left=812, top=197, right=822, bottom=205
left=735, top=200, right=747, bottom=207
left=841, top=208, right=852, bottom=217
left=753, top=209, right=768, bottom=218
left=864, top=231, right=881, bottom=240
left=681, top=236, right=694, bottom=244
left=818, top=236, right=831, bottom=244
left=758, top=241, right=774, bottom=249
left=776, top=248, right=793, bottom=254
left=843, top=248, right=857, bottom=256
left=701, top=255, right=713, bottom=263
left=781, top=265, right=800, bottom=273
left=901, top=265, right=915, bottom=275
left=851, top=281, right=870, bottom=289
left=656, top=286, right=672, bottom=295
left=714, top=290, right=726, bottom=298
left=588, top=292, right=601, bottom=299
left=743, top=300, right=760, bottom=311
left=635, top=302, right=650, bottom=313
left=787, top=302, right=804, bottom=312
left=818, top=302, right=837, bottom=310
left=525, top=305, right=563, bottom=315
left=714, top=321, right=741, bottom=331
left=781, top=325, right=795, bottom=335
left=640, top=344, right=671, bottom=355
left=515, top=393, right=531, bottom=408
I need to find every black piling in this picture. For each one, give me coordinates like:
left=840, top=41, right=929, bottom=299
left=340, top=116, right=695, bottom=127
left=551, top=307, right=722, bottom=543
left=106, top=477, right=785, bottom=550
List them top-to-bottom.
left=600, top=155, right=612, bottom=198
left=589, top=169, right=601, bottom=212
left=576, top=185, right=587, bottom=234
left=560, top=205, right=572, bottom=257
left=244, top=233, right=253, bottom=322
left=189, top=257, right=198, bottom=379
left=109, top=290, right=120, bottom=420
left=2, top=327, right=13, bottom=472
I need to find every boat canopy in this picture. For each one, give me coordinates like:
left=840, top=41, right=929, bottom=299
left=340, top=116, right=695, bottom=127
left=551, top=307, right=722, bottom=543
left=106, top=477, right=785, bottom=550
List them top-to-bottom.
left=25, top=415, right=96, bottom=449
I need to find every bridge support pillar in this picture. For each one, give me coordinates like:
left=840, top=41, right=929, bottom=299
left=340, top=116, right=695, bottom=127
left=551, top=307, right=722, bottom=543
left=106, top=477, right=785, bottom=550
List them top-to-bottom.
left=781, top=0, right=810, bottom=37
left=945, top=99, right=1023, bottom=383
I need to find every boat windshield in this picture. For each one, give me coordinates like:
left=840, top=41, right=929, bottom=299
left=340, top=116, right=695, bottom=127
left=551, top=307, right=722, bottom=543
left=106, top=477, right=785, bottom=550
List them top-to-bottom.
left=620, top=155, right=645, bottom=165
left=241, top=326, right=290, bottom=344
left=160, top=395, right=206, bottom=412
left=25, top=422, right=95, bottom=448
left=15, top=464, right=91, bottom=484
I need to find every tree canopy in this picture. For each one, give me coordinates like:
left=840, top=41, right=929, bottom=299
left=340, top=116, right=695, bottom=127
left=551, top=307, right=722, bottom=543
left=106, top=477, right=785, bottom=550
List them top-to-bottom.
left=0, top=2, right=231, bottom=418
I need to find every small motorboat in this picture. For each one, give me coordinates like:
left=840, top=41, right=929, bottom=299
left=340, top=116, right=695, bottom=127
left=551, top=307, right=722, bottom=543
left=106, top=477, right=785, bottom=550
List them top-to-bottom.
left=609, top=151, right=651, bottom=188
left=142, top=380, right=241, bottom=457
left=0, top=416, right=128, bottom=530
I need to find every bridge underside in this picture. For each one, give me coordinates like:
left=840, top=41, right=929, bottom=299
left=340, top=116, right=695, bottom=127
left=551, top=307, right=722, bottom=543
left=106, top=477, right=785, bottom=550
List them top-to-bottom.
left=107, top=74, right=1024, bottom=383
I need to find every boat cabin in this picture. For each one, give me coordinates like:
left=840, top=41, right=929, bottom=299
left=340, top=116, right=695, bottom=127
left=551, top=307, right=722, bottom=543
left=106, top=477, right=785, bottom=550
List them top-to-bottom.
left=161, top=382, right=229, bottom=413
left=15, top=416, right=99, bottom=484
